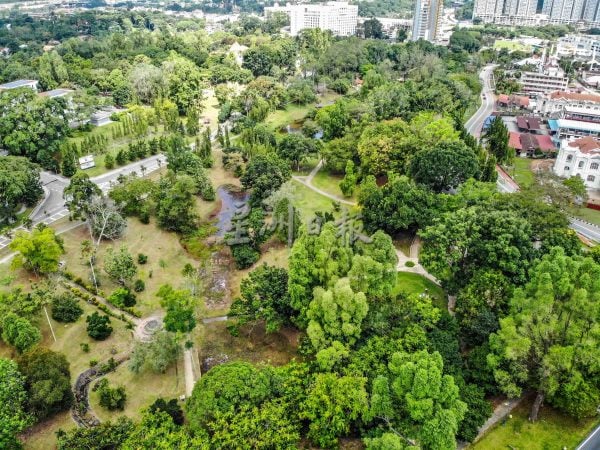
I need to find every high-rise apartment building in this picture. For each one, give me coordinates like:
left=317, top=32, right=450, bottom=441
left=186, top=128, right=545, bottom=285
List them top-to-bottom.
left=411, top=0, right=443, bottom=42
left=473, top=0, right=538, bottom=25
left=542, top=0, right=586, bottom=23
left=583, top=0, right=600, bottom=24
left=264, top=2, right=358, bottom=37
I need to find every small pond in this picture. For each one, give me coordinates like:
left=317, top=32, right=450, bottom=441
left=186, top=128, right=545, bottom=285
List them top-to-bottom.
left=215, top=185, right=250, bottom=237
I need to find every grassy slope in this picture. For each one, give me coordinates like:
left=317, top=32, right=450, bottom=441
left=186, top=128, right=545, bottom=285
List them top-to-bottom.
left=393, top=272, right=446, bottom=310
left=470, top=397, right=600, bottom=450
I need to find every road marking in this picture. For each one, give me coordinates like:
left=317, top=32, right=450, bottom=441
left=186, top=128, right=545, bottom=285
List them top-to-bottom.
left=577, top=424, right=600, bottom=450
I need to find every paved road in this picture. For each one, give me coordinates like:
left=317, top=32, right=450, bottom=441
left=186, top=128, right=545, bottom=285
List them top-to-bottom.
left=465, top=64, right=496, bottom=137
left=0, top=153, right=166, bottom=251
left=570, top=218, right=600, bottom=244
left=577, top=423, right=600, bottom=450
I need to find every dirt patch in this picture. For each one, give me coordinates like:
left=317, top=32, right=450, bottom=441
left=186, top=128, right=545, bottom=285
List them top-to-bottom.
left=530, top=159, right=554, bottom=172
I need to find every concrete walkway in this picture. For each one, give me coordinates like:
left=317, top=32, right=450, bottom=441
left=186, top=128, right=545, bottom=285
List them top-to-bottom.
left=292, top=159, right=356, bottom=206
left=460, top=398, right=523, bottom=448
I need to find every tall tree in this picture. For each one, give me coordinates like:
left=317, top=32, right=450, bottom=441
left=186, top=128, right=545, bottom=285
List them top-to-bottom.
left=484, top=117, right=512, bottom=164
left=0, top=156, right=43, bottom=226
left=63, top=172, right=101, bottom=219
left=10, top=226, right=64, bottom=275
left=104, top=245, right=137, bottom=286
left=488, top=248, right=600, bottom=421
left=156, top=285, right=196, bottom=334
left=2, top=312, right=41, bottom=353
left=0, top=358, right=32, bottom=449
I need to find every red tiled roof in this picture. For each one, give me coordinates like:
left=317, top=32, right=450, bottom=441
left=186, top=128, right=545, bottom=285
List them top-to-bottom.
left=549, top=91, right=600, bottom=103
left=498, top=94, right=510, bottom=104
left=519, top=96, right=530, bottom=107
left=517, top=117, right=528, bottom=129
left=527, top=118, right=541, bottom=130
left=509, top=132, right=522, bottom=150
left=520, top=134, right=538, bottom=151
left=536, top=135, right=555, bottom=151
left=569, top=136, right=600, bottom=154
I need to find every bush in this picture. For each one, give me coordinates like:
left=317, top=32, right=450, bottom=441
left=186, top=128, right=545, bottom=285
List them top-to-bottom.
left=104, top=154, right=115, bottom=170
left=231, top=244, right=260, bottom=270
left=137, top=254, right=148, bottom=265
left=405, top=261, right=415, bottom=267
left=133, top=279, right=145, bottom=293
left=107, top=288, right=137, bottom=308
left=51, top=293, right=84, bottom=323
left=86, top=312, right=113, bottom=341
left=80, top=343, right=90, bottom=353
left=95, top=379, right=127, bottom=411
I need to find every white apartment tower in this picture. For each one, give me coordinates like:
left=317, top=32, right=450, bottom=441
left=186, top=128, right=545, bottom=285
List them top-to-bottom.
left=411, top=0, right=443, bottom=42
left=473, top=0, right=538, bottom=24
left=543, top=0, right=586, bottom=23
left=583, top=0, right=600, bottom=24
left=265, top=2, right=358, bottom=37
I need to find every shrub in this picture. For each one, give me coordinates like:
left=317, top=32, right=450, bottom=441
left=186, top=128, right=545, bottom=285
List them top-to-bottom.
left=231, top=244, right=260, bottom=270
left=137, top=254, right=148, bottom=265
left=405, top=261, right=416, bottom=267
left=133, top=279, right=145, bottom=293
left=107, top=288, right=137, bottom=308
left=51, top=293, right=84, bottom=323
left=86, top=312, right=113, bottom=341
left=80, top=343, right=90, bottom=353
left=95, top=379, right=127, bottom=411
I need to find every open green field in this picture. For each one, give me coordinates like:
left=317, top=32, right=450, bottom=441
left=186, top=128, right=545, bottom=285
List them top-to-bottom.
left=493, top=40, right=532, bottom=53
left=265, top=92, right=340, bottom=130
left=507, top=157, right=535, bottom=188
left=311, top=170, right=357, bottom=201
left=291, top=180, right=336, bottom=221
left=571, top=206, right=600, bottom=227
left=393, top=272, right=446, bottom=310
left=470, top=397, right=600, bottom=450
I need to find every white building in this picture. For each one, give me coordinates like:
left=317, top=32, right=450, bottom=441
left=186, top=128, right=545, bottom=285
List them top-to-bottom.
left=412, top=0, right=443, bottom=42
left=473, top=0, right=538, bottom=25
left=542, top=0, right=586, bottom=24
left=265, top=2, right=358, bottom=37
left=556, top=34, right=600, bottom=60
left=520, top=69, right=569, bottom=94
left=0, top=79, right=39, bottom=92
left=536, top=90, right=600, bottom=121
left=549, top=118, right=600, bottom=140
left=554, top=136, right=600, bottom=189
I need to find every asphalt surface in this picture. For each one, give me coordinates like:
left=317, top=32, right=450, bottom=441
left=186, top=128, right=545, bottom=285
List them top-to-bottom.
left=0, top=153, right=166, bottom=250
left=577, top=423, right=600, bottom=450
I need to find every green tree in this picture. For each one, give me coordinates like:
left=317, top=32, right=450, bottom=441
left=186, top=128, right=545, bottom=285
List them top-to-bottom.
left=362, top=18, right=385, bottom=39
left=162, top=52, right=205, bottom=114
left=0, top=88, right=70, bottom=170
left=186, top=107, right=200, bottom=136
left=484, top=117, right=512, bottom=164
left=276, top=134, right=318, bottom=171
left=410, top=141, right=480, bottom=192
left=60, top=145, right=77, bottom=177
left=241, top=153, right=291, bottom=205
left=0, top=156, right=43, bottom=226
left=339, top=160, right=357, bottom=197
left=64, top=172, right=101, bottom=219
left=155, top=174, right=199, bottom=233
left=359, top=175, right=439, bottom=235
left=420, top=206, right=534, bottom=292
left=9, top=225, right=64, bottom=275
left=104, top=245, right=137, bottom=286
left=488, top=248, right=600, bottom=421
left=229, top=264, right=291, bottom=334
left=307, top=278, right=368, bottom=351
left=156, top=285, right=196, bottom=334
left=51, top=292, right=83, bottom=323
left=2, top=312, right=41, bottom=353
left=86, top=312, right=113, bottom=341
left=128, top=331, right=181, bottom=374
left=18, top=348, right=73, bottom=421
left=370, top=351, right=467, bottom=449
left=0, top=358, right=32, bottom=449
left=186, top=361, right=272, bottom=430
left=301, top=373, right=369, bottom=448
left=96, top=378, right=127, bottom=411
left=208, top=400, right=300, bottom=449
left=56, top=417, right=134, bottom=450
left=364, top=433, right=411, bottom=450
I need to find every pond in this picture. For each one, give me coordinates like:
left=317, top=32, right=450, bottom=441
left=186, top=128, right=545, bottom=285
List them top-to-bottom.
left=280, top=120, right=323, bottom=139
left=215, top=185, right=250, bottom=237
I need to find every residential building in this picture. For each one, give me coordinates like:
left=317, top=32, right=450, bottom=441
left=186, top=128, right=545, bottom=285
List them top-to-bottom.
left=412, top=0, right=443, bottom=42
left=473, top=0, right=538, bottom=25
left=542, top=0, right=586, bottom=24
left=583, top=0, right=600, bottom=25
left=264, top=2, right=358, bottom=37
left=228, top=42, right=248, bottom=66
left=520, top=70, right=569, bottom=94
left=0, top=79, right=39, bottom=91
left=536, top=90, right=600, bottom=121
left=548, top=118, right=600, bottom=140
left=509, top=131, right=556, bottom=156
left=554, top=136, right=600, bottom=189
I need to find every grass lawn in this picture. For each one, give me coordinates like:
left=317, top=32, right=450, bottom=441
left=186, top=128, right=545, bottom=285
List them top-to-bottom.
left=493, top=39, right=532, bottom=53
left=266, top=92, right=340, bottom=130
left=507, top=157, right=535, bottom=188
left=311, top=170, right=357, bottom=202
left=291, top=179, right=336, bottom=221
left=571, top=206, right=600, bottom=227
left=59, top=218, right=200, bottom=317
left=393, top=272, right=446, bottom=310
left=88, top=361, right=184, bottom=423
left=470, top=397, right=600, bottom=450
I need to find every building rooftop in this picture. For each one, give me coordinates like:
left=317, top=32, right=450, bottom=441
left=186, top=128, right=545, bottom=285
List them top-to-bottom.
left=0, top=79, right=38, bottom=89
left=39, top=88, right=73, bottom=98
left=549, top=91, right=600, bottom=103
left=516, top=116, right=541, bottom=131
left=556, top=119, right=600, bottom=132
left=567, top=136, right=600, bottom=154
